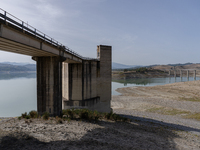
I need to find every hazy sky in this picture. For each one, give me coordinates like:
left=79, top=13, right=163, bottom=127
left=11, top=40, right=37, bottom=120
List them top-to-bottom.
left=0, top=0, right=200, bottom=65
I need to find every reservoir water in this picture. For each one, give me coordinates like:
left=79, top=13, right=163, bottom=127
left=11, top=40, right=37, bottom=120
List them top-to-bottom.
left=0, top=73, right=199, bottom=117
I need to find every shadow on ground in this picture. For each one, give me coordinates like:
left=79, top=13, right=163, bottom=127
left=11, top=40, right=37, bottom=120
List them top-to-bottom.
left=1, top=114, right=195, bottom=150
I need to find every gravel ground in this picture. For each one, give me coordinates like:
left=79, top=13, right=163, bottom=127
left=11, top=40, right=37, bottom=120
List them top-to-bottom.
left=111, top=80, right=200, bottom=149
left=1, top=117, right=200, bottom=150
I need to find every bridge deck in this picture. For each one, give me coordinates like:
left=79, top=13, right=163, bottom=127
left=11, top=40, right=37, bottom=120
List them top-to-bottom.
left=0, top=8, right=98, bottom=63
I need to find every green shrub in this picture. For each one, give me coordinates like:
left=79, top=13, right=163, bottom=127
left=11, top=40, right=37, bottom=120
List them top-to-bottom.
left=135, top=67, right=148, bottom=73
left=62, top=109, right=130, bottom=122
left=63, top=109, right=74, bottom=119
left=79, top=109, right=89, bottom=120
left=29, top=110, right=38, bottom=118
left=93, top=111, right=100, bottom=122
left=21, top=112, right=27, bottom=118
left=42, top=112, right=49, bottom=120
left=25, top=115, right=31, bottom=119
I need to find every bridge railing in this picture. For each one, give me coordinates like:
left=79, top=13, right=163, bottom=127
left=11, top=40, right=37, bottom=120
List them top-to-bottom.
left=0, top=8, right=97, bottom=61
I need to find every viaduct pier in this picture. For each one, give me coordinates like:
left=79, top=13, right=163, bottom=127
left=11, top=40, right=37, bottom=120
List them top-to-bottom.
left=0, top=8, right=111, bottom=116
left=168, top=69, right=198, bottom=80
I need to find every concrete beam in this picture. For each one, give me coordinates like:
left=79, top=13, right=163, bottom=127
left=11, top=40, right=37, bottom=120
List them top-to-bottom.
left=0, top=23, right=83, bottom=63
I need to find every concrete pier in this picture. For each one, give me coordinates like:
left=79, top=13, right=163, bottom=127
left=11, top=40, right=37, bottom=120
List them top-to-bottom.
left=62, top=45, right=112, bottom=113
left=33, top=56, right=66, bottom=116
left=174, top=70, right=176, bottom=77
left=180, top=70, right=182, bottom=78
left=187, top=70, right=189, bottom=78
left=194, top=70, right=196, bottom=80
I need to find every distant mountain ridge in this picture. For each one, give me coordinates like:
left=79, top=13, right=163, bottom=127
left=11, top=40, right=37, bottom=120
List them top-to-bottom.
left=0, top=62, right=36, bottom=72
left=1, top=62, right=199, bottom=72
left=1, top=62, right=35, bottom=66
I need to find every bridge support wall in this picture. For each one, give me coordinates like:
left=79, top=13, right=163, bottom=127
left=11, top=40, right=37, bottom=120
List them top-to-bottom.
left=62, top=45, right=112, bottom=113
left=33, top=56, right=65, bottom=116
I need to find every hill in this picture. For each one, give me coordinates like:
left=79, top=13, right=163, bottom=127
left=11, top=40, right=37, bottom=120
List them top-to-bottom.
left=0, top=62, right=36, bottom=72
left=151, top=63, right=200, bottom=70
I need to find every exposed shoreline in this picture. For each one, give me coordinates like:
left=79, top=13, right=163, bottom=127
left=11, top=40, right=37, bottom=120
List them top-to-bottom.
left=111, top=80, right=200, bottom=148
left=1, top=81, right=200, bottom=149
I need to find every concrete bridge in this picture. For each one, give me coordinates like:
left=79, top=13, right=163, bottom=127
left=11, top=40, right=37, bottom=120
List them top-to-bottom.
left=0, top=8, right=111, bottom=116
left=168, top=69, right=199, bottom=79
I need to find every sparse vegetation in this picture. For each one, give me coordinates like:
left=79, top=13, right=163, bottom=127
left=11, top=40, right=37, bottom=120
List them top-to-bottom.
left=112, top=67, right=167, bottom=80
left=135, top=67, right=148, bottom=73
left=179, top=97, right=200, bottom=102
left=147, top=107, right=190, bottom=116
left=62, top=108, right=130, bottom=122
left=19, top=109, right=130, bottom=123
left=29, top=110, right=38, bottom=118
left=20, top=111, right=38, bottom=119
left=42, top=112, right=49, bottom=120
left=184, top=113, right=200, bottom=120
left=56, top=116, right=63, bottom=124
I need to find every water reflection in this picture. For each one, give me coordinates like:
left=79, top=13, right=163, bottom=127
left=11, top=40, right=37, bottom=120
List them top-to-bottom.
left=0, top=72, right=36, bottom=80
left=0, top=73, right=37, bottom=117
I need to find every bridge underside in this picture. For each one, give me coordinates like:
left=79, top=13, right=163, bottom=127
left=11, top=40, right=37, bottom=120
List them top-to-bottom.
left=0, top=18, right=111, bottom=116
left=0, top=37, right=57, bottom=56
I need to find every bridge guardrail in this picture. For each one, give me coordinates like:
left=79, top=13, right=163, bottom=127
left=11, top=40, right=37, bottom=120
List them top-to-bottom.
left=0, top=8, right=97, bottom=61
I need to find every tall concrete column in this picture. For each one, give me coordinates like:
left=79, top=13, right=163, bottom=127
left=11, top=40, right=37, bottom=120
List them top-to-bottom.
left=96, top=45, right=112, bottom=112
left=33, top=56, right=65, bottom=116
left=62, top=62, right=69, bottom=109
left=169, top=70, right=171, bottom=75
left=174, top=70, right=176, bottom=77
left=180, top=70, right=182, bottom=78
left=187, top=70, right=189, bottom=78
left=194, top=70, right=196, bottom=80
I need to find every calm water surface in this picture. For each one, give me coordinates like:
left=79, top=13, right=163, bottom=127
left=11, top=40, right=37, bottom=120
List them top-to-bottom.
left=0, top=73, right=199, bottom=117
left=0, top=73, right=36, bottom=117
left=112, top=77, right=200, bottom=95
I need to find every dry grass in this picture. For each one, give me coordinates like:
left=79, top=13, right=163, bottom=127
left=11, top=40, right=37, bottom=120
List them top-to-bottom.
left=179, top=97, right=200, bottom=102
left=147, top=106, right=200, bottom=121
left=147, top=107, right=190, bottom=116
left=184, top=113, right=200, bottom=120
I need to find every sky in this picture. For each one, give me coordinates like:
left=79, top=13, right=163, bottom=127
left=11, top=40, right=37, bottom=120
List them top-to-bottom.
left=0, top=0, right=200, bottom=66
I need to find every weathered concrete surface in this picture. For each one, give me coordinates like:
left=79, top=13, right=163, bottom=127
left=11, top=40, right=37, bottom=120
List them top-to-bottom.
left=0, top=21, right=82, bottom=63
left=63, top=45, right=112, bottom=113
left=96, top=45, right=112, bottom=112
left=33, top=56, right=66, bottom=116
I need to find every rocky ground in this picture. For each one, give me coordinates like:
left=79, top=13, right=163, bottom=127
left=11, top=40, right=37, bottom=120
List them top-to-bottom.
left=1, top=80, right=200, bottom=149
left=112, top=80, right=200, bottom=149
left=1, top=116, right=199, bottom=150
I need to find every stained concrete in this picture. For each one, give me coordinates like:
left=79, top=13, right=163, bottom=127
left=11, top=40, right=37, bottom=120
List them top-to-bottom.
left=63, top=45, right=112, bottom=113
left=33, top=56, right=66, bottom=116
